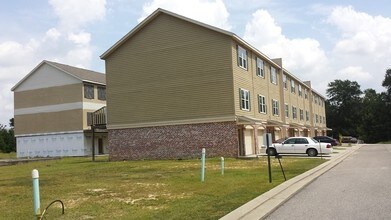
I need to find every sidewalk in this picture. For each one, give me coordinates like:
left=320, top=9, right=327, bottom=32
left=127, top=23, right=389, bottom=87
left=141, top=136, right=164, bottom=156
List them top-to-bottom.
left=221, top=145, right=362, bottom=220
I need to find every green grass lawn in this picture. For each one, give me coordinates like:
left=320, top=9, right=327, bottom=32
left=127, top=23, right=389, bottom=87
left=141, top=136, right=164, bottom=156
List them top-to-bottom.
left=0, top=151, right=16, bottom=159
left=0, top=156, right=325, bottom=219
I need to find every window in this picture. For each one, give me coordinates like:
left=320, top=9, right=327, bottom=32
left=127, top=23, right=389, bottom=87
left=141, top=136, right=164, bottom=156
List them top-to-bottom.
left=238, top=45, right=247, bottom=69
left=256, top=57, right=264, bottom=77
left=270, top=66, right=277, bottom=84
left=283, top=75, right=287, bottom=89
left=291, top=79, right=295, bottom=93
left=84, top=84, right=94, bottom=99
left=298, top=85, right=302, bottom=97
left=98, top=86, right=106, bottom=100
left=240, top=89, right=250, bottom=111
left=304, top=89, right=308, bottom=99
left=258, top=95, right=266, bottom=113
left=315, top=96, right=318, bottom=104
left=272, top=99, right=279, bottom=116
left=285, top=104, right=289, bottom=118
left=292, top=106, right=297, bottom=119
left=300, top=109, right=304, bottom=121
left=306, top=111, right=309, bottom=121
left=316, top=114, right=319, bottom=123
left=320, top=115, right=322, bottom=124
left=323, top=116, right=326, bottom=124
left=295, top=138, right=309, bottom=144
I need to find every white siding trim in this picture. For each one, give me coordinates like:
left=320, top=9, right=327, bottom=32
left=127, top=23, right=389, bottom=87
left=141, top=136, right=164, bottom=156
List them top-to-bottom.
left=15, top=102, right=83, bottom=115
left=15, top=102, right=106, bottom=115
left=15, top=130, right=84, bottom=137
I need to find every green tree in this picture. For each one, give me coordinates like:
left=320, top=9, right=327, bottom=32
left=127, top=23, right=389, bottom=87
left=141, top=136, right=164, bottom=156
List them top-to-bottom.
left=326, top=80, right=362, bottom=138
left=358, top=89, right=388, bottom=143
left=0, top=119, right=16, bottom=153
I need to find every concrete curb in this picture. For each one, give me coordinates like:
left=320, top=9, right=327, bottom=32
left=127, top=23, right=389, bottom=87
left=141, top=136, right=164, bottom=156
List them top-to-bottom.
left=221, top=145, right=362, bottom=220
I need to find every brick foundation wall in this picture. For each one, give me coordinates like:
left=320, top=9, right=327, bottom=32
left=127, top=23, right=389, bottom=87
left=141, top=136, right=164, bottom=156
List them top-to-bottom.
left=108, top=121, right=239, bottom=160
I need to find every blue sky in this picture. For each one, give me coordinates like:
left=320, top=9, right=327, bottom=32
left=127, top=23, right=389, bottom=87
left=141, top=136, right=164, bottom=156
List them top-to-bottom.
left=1, top=0, right=391, bottom=126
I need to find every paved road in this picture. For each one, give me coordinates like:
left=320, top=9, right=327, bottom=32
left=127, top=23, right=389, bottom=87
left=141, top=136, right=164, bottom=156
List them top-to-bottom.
left=265, top=144, right=391, bottom=220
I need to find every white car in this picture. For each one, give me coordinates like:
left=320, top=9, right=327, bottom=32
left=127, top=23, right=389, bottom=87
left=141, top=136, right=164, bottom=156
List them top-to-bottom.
left=265, top=137, right=333, bottom=157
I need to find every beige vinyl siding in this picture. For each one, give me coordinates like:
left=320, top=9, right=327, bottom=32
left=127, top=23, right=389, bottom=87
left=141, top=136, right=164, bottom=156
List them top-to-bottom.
left=105, top=13, right=234, bottom=126
left=232, top=41, right=282, bottom=122
left=14, top=83, right=82, bottom=109
left=14, top=109, right=83, bottom=135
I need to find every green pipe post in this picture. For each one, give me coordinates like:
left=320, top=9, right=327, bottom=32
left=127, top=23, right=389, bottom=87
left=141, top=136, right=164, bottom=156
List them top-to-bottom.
left=201, top=148, right=206, bottom=182
left=221, top=157, right=224, bottom=175
left=32, top=169, right=41, bottom=219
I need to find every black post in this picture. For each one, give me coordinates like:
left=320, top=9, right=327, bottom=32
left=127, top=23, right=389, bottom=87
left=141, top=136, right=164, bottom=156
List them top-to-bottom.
left=92, top=125, right=95, bottom=162
left=266, top=134, right=272, bottom=183
left=276, top=154, right=286, bottom=181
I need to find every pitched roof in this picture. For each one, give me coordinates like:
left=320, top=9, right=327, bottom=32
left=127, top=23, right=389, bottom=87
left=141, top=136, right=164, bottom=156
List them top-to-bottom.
left=11, top=60, right=105, bottom=91
left=45, top=61, right=105, bottom=84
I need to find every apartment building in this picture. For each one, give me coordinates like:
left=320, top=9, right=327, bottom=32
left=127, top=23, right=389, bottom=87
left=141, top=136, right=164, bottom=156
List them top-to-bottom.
left=101, top=8, right=328, bottom=160
left=12, top=60, right=108, bottom=158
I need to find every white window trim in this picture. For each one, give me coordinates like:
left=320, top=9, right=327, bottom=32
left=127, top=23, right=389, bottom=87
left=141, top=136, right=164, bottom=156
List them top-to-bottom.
left=238, top=45, right=248, bottom=70
left=256, top=57, right=264, bottom=78
left=270, top=66, right=277, bottom=85
left=283, top=74, right=287, bottom=89
left=291, top=80, right=295, bottom=93
left=298, top=85, right=302, bottom=96
left=240, top=88, right=250, bottom=111
left=258, top=95, right=267, bottom=114
left=272, top=99, right=279, bottom=116
left=285, top=103, right=289, bottom=118
left=292, top=106, right=297, bottom=119
left=299, top=109, right=304, bottom=121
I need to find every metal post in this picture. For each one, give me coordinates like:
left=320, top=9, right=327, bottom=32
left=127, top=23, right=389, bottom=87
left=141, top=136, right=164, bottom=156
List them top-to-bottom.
left=92, top=125, right=95, bottom=162
left=266, top=134, right=272, bottom=183
left=201, top=148, right=206, bottom=182
left=276, top=155, right=286, bottom=181
left=221, top=157, right=224, bottom=175
left=32, top=169, right=41, bottom=219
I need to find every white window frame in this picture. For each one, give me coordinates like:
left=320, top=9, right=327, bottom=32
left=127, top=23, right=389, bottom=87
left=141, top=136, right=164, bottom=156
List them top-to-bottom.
left=238, top=45, right=248, bottom=70
left=256, top=57, right=264, bottom=78
left=270, top=66, right=277, bottom=84
left=283, top=74, right=287, bottom=89
left=291, top=79, right=295, bottom=93
left=84, top=84, right=94, bottom=99
left=298, top=85, right=302, bottom=96
left=98, top=86, right=106, bottom=101
left=240, top=88, right=250, bottom=111
left=304, top=89, right=308, bottom=99
left=258, top=95, right=267, bottom=114
left=272, top=99, right=279, bottom=116
left=285, top=104, right=289, bottom=118
left=292, top=106, right=297, bottom=119
left=299, top=109, right=304, bottom=121
left=306, top=111, right=310, bottom=121
left=316, top=114, right=319, bottom=123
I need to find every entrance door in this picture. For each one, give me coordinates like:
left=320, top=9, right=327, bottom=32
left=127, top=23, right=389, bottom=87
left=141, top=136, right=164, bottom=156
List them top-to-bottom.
left=244, top=129, right=254, bottom=155
left=98, top=138, right=103, bottom=154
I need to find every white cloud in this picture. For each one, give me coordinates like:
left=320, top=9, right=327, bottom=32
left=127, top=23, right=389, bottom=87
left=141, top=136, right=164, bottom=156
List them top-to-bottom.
left=49, top=0, right=107, bottom=30
left=139, top=0, right=231, bottom=30
left=327, top=6, right=391, bottom=92
left=328, top=6, right=391, bottom=56
left=243, top=9, right=329, bottom=85
left=45, top=28, right=61, bottom=41
left=68, top=31, right=91, bottom=46
left=338, top=66, right=373, bottom=82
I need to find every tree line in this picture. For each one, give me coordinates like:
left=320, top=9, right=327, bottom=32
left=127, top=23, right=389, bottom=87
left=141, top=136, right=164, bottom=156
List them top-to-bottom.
left=326, top=69, right=391, bottom=143
left=0, top=118, right=16, bottom=153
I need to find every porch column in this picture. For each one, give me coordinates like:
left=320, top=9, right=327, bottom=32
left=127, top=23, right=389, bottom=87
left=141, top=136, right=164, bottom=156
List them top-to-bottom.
left=252, top=125, right=259, bottom=155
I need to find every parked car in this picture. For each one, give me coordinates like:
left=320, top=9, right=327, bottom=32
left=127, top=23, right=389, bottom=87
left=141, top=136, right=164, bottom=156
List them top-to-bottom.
left=313, top=136, right=339, bottom=146
left=341, top=136, right=358, bottom=143
left=265, top=137, right=333, bottom=157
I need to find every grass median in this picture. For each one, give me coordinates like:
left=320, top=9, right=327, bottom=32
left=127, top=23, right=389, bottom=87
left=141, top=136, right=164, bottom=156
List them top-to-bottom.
left=0, top=156, right=325, bottom=219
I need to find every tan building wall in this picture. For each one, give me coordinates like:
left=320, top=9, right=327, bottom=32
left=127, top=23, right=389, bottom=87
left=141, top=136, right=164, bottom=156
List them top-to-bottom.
left=105, top=13, right=234, bottom=128
left=14, top=83, right=82, bottom=109
left=14, top=109, right=83, bottom=135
